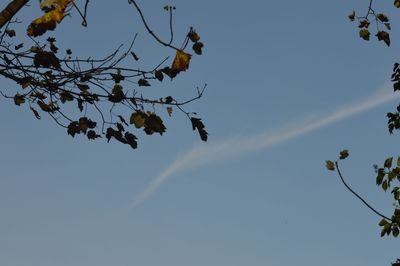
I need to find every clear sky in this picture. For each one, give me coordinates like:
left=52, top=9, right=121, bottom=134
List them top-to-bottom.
left=1, top=0, right=400, bottom=265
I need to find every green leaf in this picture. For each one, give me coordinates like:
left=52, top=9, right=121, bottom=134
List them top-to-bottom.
left=359, top=29, right=370, bottom=40
left=385, top=157, right=393, bottom=168
left=325, top=160, right=335, bottom=171
left=376, top=168, right=385, bottom=185
left=382, top=180, right=388, bottom=192
left=379, top=219, right=389, bottom=226
left=393, top=225, right=399, bottom=237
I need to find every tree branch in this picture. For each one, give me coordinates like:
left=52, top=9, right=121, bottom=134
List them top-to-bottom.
left=0, top=0, right=29, bottom=29
left=335, top=161, right=392, bottom=221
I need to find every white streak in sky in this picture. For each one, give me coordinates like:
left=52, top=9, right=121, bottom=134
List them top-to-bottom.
left=129, top=86, right=399, bottom=209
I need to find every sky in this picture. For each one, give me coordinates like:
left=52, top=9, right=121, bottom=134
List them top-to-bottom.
left=1, top=0, right=400, bottom=265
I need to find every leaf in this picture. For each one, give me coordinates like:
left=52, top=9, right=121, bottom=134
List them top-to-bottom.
left=27, top=0, right=73, bottom=37
left=395, top=0, right=400, bottom=8
left=348, top=10, right=356, bottom=21
left=377, top=13, right=389, bottom=23
left=358, top=20, right=369, bottom=29
left=188, top=28, right=201, bottom=42
left=5, top=29, right=16, bottom=37
left=359, top=29, right=370, bottom=40
left=376, top=31, right=391, bottom=47
left=192, top=42, right=204, bottom=55
left=171, top=50, right=191, bottom=73
left=33, top=51, right=60, bottom=68
left=155, top=70, right=164, bottom=81
left=111, top=73, right=125, bottom=83
left=17, top=77, right=32, bottom=89
left=138, top=79, right=150, bottom=87
left=60, top=91, right=74, bottom=103
left=14, top=93, right=25, bottom=106
left=165, top=96, right=174, bottom=104
left=166, top=106, right=173, bottom=116
left=130, top=112, right=146, bottom=128
left=144, top=113, right=166, bottom=135
left=191, top=117, right=208, bottom=141
left=87, top=130, right=100, bottom=140
left=125, top=132, right=138, bottom=149
left=339, top=150, right=349, bottom=160
left=385, top=157, right=393, bottom=168
left=325, top=160, right=335, bottom=171
left=376, top=168, right=385, bottom=185
left=382, top=180, right=388, bottom=192
left=379, top=219, right=389, bottom=226
left=393, top=225, right=399, bottom=237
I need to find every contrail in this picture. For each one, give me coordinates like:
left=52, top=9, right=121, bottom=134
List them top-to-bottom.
left=129, top=86, right=399, bottom=209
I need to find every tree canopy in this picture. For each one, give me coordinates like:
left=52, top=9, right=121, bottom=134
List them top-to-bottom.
left=0, top=0, right=208, bottom=150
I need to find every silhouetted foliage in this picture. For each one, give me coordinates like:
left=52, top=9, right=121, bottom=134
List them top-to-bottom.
left=0, top=0, right=208, bottom=150
left=327, top=1, right=400, bottom=264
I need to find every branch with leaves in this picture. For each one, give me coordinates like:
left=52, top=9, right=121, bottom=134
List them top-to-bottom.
left=0, top=0, right=208, bottom=150
left=347, top=0, right=400, bottom=47
left=326, top=150, right=400, bottom=238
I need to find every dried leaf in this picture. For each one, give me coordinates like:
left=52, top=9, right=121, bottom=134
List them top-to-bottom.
left=171, top=50, right=191, bottom=72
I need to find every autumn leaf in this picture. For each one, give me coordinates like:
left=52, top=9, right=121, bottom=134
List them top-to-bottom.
left=27, top=0, right=73, bottom=37
left=395, top=0, right=400, bottom=8
left=377, top=13, right=389, bottom=23
left=376, top=31, right=391, bottom=47
left=171, top=50, right=191, bottom=73
left=14, top=93, right=25, bottom=106
left=130, top=112, right=146, bottom=128
left=339, top=150, right=349, bottom=160
left=325, top=160, right=335, bottom=171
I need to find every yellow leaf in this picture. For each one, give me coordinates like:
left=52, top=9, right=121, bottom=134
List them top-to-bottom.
left=27, top=0, right=73, bottom=37
left=171, top=50, right=191, bottom=72
left=130, top=112, right=146, bottom=128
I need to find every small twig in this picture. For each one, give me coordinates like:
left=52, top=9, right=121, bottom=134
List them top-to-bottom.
left=335, top=161, right=392, bottom=221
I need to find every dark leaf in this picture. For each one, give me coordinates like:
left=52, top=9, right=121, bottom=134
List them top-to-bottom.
left=376, top=31, right=391, bottom=46
left=191, top=117, right=208, bottom=141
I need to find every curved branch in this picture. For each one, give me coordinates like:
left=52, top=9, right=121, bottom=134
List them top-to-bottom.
left=335, top=161, right=392, bottom=221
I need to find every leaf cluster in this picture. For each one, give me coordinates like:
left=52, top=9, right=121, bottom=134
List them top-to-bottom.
left=0, top=1, right=209, bottom=150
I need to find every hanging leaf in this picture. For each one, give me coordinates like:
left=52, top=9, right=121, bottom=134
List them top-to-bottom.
left=27, top=0, right=73, bottom=37
left=359, top=29, right=370, bottom=40
left=376, top=31, right=391, bottom=47
left=171, top=50, right=191, bottom=73
left=14, top=93, right=25, bottom=106
left=130, top=112, right=147, bottom=128
left=191, top=117, right=208, bottom=141
left=339, top=150, right=349, bottom=160
left=325, top=160, right=335, bottom=171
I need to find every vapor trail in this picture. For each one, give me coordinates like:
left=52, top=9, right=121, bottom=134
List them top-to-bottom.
left=129, top=87, right=399, bottom=209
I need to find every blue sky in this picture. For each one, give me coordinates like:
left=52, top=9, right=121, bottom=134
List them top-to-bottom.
left=1, top=0, right=400, bottom=265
